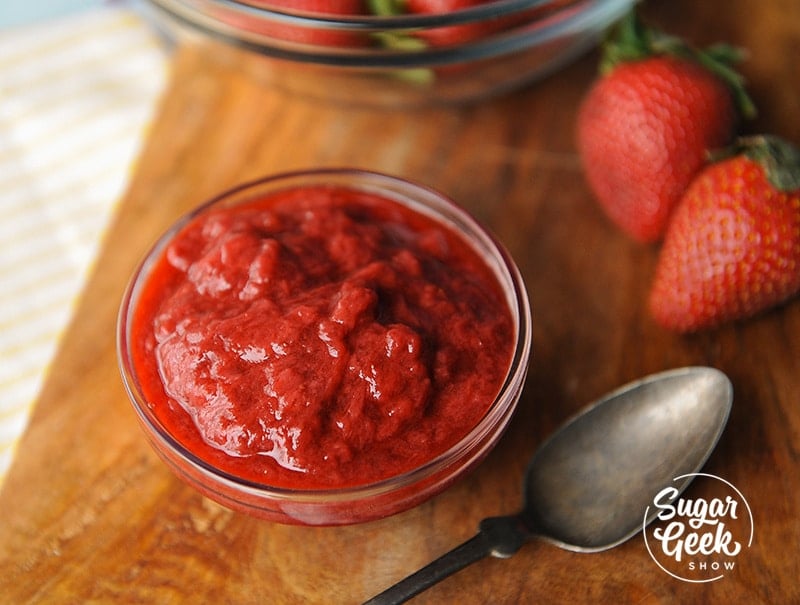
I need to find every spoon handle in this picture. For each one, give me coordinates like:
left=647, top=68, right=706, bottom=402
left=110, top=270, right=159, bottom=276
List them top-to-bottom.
left=363, top=515, right=528, bottom=605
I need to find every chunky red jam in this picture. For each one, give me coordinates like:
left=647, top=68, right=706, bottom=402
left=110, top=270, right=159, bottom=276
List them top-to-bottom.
left=131, top=184, right=514, bottom=489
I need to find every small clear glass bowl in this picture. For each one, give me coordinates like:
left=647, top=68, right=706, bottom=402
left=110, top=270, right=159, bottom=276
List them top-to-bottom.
left=141, top=0, right=633, bottom=106
left=118, top=168, right=532, bottom=525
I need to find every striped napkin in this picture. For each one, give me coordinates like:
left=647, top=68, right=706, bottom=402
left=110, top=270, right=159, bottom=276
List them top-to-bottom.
left=0, top=5, right=168, bottom=486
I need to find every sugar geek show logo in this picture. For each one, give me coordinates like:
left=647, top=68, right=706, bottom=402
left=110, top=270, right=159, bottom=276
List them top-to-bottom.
left=643, top=473, right=753, bottom=583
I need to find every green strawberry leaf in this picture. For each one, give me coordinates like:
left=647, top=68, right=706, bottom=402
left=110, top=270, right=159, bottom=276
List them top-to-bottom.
left=366, top=0, right=434, bottom=85
left=367, top=0, right=407, bottom=16
left=599, top=8, right=651, bottom=73
left=371, top=31, right=435, bottom=84
left=693, top=45, right=757, bottom=120
left=711, top=135, right=800, bottom=191
left=741, top=135, right=800, bottom=192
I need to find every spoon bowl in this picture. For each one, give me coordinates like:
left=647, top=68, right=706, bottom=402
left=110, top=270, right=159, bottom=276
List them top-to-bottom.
left=365, top=366, right=733, bottom=604
left=524, top=366, right=733, bottom=552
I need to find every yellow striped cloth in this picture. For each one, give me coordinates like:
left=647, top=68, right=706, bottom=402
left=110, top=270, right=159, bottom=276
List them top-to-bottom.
left=0, top=6, right=168, bottom=486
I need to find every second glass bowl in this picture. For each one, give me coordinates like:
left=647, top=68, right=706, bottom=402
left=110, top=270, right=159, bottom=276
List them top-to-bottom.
left=142, top=0, right=634, bottom=106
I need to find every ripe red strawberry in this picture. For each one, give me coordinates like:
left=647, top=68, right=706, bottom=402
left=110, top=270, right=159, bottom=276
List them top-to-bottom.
left=401, top=0, right=578, bottom=47
left=405, top=0, right=516, bottom=46
left=246, top=1, right=366, bottom=46
left=577, top=11, right=754, bottom=242
left=649, top=136, right=800, bottom=332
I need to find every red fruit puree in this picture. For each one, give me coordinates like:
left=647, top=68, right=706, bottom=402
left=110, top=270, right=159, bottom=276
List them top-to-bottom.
left=131, top=185, right=514, bottom=489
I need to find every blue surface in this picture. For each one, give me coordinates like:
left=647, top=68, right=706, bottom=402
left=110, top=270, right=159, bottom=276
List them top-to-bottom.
left=0, top=0, right=105, bottom=29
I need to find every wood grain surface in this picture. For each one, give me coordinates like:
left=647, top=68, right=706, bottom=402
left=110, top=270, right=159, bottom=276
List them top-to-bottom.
left=1, top=1, right=798, bottom=603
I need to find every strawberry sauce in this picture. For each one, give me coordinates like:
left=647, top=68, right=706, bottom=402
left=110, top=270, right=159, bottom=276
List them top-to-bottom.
left=130, top=184, right=514, bottom=489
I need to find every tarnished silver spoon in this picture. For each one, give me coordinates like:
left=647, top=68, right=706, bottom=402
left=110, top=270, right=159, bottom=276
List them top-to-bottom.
left=365, top=366, right=733, bottom=604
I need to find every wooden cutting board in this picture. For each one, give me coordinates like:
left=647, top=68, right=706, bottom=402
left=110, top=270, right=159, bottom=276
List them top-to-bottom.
left=2, top=1, right=798, bottom=602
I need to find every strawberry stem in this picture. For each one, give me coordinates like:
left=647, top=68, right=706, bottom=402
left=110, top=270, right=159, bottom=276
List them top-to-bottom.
left=599, top=8, right=650, bottom=72
left=601, top=8, right=757, bottom=120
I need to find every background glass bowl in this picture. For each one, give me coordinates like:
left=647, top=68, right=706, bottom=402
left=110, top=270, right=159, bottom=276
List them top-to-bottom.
left=142, top=0, right=634, bottom=106
left=117, top=168, right=532, bottom=525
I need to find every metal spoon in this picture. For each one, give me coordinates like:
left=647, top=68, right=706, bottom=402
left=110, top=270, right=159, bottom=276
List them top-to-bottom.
left=364, top=366, right=733, bottom=605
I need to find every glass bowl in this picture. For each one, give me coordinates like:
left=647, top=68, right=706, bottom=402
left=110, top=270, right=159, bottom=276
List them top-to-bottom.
left=141, top=0, right=634, bottom=106
left=117, top=168, right=532, bottom=525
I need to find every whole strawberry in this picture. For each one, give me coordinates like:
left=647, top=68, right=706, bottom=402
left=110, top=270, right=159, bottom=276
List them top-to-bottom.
left=577, top=11, right=755, bottom=242
left=649, top=136, right=800, bottom=332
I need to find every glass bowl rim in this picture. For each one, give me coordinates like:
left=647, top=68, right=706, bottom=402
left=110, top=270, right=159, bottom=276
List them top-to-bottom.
left=144, top=0, right=634, bottom=67
left=159, top=0, right=570, bottom=28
